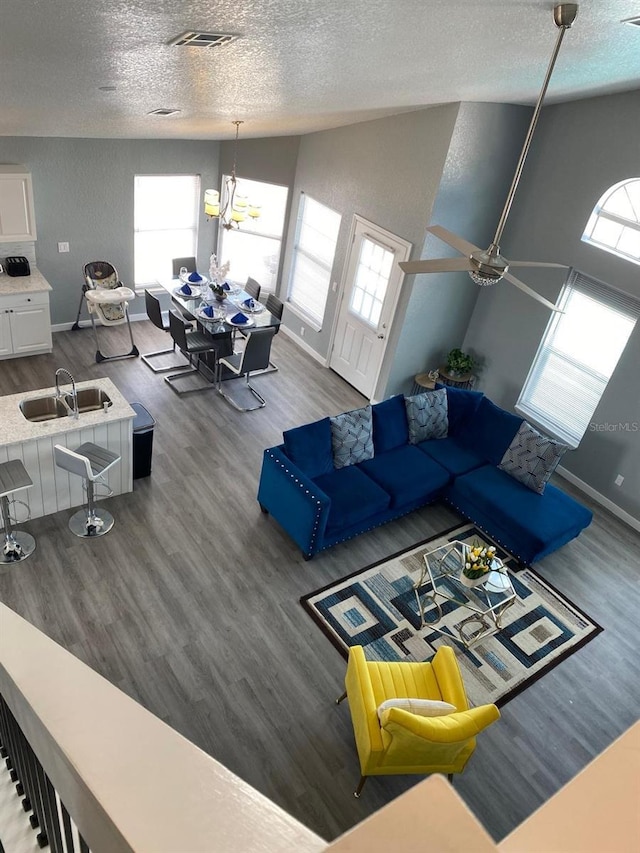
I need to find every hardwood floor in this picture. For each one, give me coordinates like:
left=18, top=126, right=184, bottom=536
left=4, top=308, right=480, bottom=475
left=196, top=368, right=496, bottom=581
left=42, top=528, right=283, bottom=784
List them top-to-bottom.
left=0, top=321, right=638, bottom=843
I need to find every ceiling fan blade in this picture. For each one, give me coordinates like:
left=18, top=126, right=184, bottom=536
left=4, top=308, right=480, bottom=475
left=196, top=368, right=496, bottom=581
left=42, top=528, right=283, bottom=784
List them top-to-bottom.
left=427, top=225, right=480, bottom=257
left=400, top=257, right=473, bottom=275
left=508, top=260, right=567, bottom=269
left=503, top=272, right=563, bottom=313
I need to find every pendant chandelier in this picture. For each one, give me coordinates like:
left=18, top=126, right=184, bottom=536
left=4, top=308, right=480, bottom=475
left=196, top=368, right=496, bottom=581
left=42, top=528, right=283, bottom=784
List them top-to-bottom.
left=204, top=120, right=262, bottom=230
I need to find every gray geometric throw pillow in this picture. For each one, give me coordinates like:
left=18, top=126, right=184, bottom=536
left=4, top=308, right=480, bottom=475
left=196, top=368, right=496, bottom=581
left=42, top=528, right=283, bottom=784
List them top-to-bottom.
left=404, top=389, right=448, bottom=444
left=330, top=406, right=374, bottom=469
left=499, top=421, right=569, bottom=494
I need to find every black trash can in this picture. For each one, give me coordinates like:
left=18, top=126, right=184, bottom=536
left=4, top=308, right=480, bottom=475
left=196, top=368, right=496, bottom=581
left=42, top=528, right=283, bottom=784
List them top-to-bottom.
left=130, top=402, right=156, bottom=479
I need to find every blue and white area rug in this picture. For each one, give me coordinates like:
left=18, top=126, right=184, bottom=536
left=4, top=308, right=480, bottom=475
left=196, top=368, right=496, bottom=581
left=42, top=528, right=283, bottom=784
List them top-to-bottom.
left=301, top=523, right=602, bottom=707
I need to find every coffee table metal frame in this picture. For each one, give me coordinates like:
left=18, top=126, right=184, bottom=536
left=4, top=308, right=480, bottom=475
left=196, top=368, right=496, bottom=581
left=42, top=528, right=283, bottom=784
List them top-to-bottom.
left=413, top=540, right=516, bottom=649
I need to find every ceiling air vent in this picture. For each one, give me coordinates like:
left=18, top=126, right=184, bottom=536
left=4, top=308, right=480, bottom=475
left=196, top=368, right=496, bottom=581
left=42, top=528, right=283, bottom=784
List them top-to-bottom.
left=621, top=16, right=640, bottom=27
left=168, top=31, right=238, bottom=48
left=148, top=108, right=181, bottom=117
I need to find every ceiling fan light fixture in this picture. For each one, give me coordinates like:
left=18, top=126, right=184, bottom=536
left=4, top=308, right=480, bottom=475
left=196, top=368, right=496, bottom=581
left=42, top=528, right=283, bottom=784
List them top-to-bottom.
left=469, top=269, right=499, bottom=286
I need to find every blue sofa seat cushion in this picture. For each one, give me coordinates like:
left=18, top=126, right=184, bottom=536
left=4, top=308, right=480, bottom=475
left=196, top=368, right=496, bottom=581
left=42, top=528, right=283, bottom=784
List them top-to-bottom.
left=372, top=395, right=409, bottom=453
left=456, top=397, right=523, bottom=465
left=283, top=417, right=334, bottom=479
left=417, top=437, right=486, bottom=477
left=358, top=445, right=450, bottom=509
left=450, top=465, right=593, bottom=556
left=314, top=466, right=391, bottom=533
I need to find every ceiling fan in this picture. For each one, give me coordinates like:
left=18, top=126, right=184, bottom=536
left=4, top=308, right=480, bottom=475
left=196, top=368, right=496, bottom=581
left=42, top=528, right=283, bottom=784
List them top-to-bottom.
left=400, top=3, right=579, bottom=313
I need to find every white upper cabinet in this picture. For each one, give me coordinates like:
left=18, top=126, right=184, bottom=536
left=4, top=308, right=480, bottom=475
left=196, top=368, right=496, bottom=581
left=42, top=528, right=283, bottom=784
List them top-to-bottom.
left=0, top=166, right=37, bottom=242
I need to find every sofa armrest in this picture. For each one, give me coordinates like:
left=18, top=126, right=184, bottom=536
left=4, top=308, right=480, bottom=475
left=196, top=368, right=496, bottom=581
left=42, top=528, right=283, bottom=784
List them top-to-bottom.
left=256, top=446, right=331, bottom=558
left=432, top=645, right=470, bottom=711
left=344, top=646, right=386, bottom=773
left=381, top=703, right=500, bottom=742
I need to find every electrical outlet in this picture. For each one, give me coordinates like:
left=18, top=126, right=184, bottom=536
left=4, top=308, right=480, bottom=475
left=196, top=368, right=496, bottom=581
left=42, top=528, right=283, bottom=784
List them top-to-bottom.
left=58, top=242, right=70, bottom=253
left=332, top=281, right=338, bottom=292
left=300, top=326, right=305, bottom=337
left=615, top=474, right=624, bottom=486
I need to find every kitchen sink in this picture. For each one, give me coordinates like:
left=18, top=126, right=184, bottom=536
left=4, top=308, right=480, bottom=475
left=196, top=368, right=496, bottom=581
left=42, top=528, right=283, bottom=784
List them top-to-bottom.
left=20, top=388, right=112, bottom=421
left=68, top=388, right=112, bottom=412
left=20, top=396, right=69, bottom=422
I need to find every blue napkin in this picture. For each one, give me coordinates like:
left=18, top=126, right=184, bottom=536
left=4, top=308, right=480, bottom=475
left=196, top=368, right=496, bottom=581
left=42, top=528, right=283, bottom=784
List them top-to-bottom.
left=188, top=271, right=203, bottom=282
left=222, top=281, right=231, bottom=291
left=179, top=283, right=192, bottom=295
left=242, top=297, right=256, bottom=309
left=202, top=304, right=215, bottom=318
left=231, top=312, right=249, bottom=324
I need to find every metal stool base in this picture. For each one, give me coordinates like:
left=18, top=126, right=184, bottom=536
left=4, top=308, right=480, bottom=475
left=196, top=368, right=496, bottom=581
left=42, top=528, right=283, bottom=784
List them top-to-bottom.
left=68, top=509, right=115, bottom=538
left=1, top=531, right=36, bottom=564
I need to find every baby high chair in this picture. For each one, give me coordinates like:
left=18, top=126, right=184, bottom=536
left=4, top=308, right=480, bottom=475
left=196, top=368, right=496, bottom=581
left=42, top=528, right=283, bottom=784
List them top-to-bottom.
left=72, top=261, right=139, bottom=363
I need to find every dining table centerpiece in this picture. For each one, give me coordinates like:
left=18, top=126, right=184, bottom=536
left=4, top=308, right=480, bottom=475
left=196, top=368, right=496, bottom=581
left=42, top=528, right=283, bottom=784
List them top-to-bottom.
left=208, top=253, right=231, bottom=302
left=460, top=541, right=497, bottom=588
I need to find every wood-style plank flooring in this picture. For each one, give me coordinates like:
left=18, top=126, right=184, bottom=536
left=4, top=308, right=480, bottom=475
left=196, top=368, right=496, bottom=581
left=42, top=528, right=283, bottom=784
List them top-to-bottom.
left=1, top=321, right=638, bottom=843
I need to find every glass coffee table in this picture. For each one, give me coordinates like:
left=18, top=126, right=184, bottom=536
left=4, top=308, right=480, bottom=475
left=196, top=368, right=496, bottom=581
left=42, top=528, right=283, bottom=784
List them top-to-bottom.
left=413, top=540, right=516, bottom=649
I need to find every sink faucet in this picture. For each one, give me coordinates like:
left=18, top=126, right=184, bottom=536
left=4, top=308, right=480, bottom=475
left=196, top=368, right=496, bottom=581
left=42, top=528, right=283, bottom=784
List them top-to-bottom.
left=55, top=367, right=79, bottom=419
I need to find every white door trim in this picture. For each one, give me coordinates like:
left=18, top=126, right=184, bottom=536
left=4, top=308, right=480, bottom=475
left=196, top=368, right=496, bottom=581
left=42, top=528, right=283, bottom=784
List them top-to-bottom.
left=328, top=214, right=412, bottom=400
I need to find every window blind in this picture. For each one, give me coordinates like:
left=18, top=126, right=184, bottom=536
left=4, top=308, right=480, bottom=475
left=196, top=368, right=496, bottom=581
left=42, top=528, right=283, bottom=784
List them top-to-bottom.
left=288, top=194, right=341, bottom=328
left=516, top=269, right=640, bottom=447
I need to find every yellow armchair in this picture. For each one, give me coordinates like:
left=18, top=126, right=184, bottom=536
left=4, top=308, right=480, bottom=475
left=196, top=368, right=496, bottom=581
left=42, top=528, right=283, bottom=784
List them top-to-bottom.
left=337, top=645, right=500, bottom=796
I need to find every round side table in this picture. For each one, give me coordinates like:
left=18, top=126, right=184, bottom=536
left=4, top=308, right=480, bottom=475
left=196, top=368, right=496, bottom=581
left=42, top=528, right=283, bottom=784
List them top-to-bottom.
left=437, top=367, right=476, bottom=389
left=411, top=372, right=437, bottom=396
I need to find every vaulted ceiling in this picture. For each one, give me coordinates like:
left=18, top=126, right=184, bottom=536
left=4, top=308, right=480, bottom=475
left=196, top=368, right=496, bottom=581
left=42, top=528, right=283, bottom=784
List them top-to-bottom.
left=2, top=0, right=639, bottom=139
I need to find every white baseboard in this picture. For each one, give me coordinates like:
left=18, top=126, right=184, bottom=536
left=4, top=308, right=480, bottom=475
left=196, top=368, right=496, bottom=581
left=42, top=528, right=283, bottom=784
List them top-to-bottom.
left=52, top=313, right=148, bottom=333
left=279, top=324, right=328, bottom=366
left=556, top=465, right=640, bottom=533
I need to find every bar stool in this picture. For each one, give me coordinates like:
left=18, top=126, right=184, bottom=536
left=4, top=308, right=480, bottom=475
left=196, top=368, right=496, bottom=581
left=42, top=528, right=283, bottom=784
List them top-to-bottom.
left=54, top=442, right=121, bottom=538
left=0, top=459, right=36, bottom=563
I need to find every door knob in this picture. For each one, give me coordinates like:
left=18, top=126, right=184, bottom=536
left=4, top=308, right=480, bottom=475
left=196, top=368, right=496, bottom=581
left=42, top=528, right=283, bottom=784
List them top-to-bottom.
left=377, top=334, right=385, bottom=339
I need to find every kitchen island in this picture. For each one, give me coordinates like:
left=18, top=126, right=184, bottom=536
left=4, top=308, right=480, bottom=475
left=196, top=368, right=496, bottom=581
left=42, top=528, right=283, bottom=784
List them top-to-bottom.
left=0, top=378, right=135, bottom=523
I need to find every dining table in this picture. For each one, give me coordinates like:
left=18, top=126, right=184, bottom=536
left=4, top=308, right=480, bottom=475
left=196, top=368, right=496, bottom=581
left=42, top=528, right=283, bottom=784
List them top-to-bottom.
left=156, top=277, right=281, bottom=382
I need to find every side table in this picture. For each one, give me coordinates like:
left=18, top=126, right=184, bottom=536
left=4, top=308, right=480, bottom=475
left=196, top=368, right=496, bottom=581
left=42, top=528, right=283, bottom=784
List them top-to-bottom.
left=437, top=367, right=476, bottom=390
left=411, top=372, right=437, bottom=396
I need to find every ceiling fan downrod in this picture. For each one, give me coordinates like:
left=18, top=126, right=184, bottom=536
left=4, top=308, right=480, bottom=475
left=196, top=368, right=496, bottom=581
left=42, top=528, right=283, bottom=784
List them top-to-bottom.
left=490, top=3, right=578, bottom=253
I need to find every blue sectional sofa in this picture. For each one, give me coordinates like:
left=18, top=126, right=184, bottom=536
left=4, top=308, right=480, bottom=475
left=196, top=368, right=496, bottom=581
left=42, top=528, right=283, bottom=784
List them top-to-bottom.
left=257, top=388, right=593, bottom=563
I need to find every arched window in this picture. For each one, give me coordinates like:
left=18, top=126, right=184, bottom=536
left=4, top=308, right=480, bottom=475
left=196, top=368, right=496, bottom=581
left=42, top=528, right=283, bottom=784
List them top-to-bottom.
left=582, top=178, right=640, bottom=265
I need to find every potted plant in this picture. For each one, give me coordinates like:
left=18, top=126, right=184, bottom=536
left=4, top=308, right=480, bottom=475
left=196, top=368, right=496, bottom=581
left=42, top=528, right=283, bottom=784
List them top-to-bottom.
left=446, top=348, right=474, bottom=377
left=460, top=542, right=497, bottom=588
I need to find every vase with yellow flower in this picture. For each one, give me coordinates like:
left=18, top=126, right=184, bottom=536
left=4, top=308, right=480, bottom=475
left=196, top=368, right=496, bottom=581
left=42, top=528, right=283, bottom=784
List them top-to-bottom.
left=460, top=541, right=497, bottom=588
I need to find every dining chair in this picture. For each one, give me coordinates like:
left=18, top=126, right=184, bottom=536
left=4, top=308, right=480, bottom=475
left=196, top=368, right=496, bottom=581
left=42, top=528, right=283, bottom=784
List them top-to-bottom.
left=171, top=256, right=197, bottom=278
left=245, top=277, right=262, bottom=301
left=141, top=290, right=190, bottom=373
left=264, top=293, right=283, bottom=371
left=165, top=311, right=231, bottom=395
left=217, top=327, right=276, bottom=410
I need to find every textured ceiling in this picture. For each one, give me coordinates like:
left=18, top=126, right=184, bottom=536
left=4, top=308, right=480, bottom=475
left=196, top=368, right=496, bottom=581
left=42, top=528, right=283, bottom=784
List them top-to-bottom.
left=1, top=0, right=639, bottom=139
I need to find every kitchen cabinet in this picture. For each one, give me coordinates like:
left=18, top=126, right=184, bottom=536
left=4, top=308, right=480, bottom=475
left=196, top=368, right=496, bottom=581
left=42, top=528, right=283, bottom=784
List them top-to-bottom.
left=0, top=166, right=37, bottom=242
left=0, top=290, right=52, bottom=359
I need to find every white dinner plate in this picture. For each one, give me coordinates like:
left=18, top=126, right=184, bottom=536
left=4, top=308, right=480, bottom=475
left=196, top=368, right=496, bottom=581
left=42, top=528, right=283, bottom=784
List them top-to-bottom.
left=173, top=285, right=202, bottom=299
left=238, top=300, right=264, bottom=314
left=196, top=307, right=225, bottom=322
left=227, top=316, right=255, bottom=328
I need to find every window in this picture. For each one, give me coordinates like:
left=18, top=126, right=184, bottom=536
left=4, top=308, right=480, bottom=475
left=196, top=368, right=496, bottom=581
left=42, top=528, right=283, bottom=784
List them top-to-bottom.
left=134, top=175, right=200, bottom=287
left=217, top=177, right=288, bottom=292
left=582, top=178, right=640, bottom=265
left=287, top=193, right=341, bottom=328
left=349, top=237, right=394, bottom=328
left=517, top=269, right=639, bottom=447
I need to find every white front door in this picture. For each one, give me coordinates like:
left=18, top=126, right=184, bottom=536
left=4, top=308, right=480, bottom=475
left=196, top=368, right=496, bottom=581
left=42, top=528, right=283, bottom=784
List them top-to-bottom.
left=329, top=216, right=411, bottom=398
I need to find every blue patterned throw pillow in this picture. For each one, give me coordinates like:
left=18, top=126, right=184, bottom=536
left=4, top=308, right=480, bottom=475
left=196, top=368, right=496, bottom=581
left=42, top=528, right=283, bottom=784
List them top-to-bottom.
left=404, top=389, right=448, bottom=444
left=330, top=406, right=374, bottom=469
left=499, top=421, right=569, bottom=494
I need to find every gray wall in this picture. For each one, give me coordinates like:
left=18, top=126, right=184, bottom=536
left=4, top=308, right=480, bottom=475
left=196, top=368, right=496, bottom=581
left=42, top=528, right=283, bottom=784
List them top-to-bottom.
left=463, top=89, right=640, bottom=521
left=385, top=102, right=532, bottom=394
left=277, top=105, right=461, bottom=394
left=0, top=138, right=219, bottom=324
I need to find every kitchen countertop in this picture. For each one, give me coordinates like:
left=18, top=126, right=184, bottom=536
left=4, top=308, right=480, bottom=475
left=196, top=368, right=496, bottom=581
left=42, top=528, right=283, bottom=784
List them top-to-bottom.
left=0, top=267, right=52, bottom=295
left=0, top=378, right=136, bottom=448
